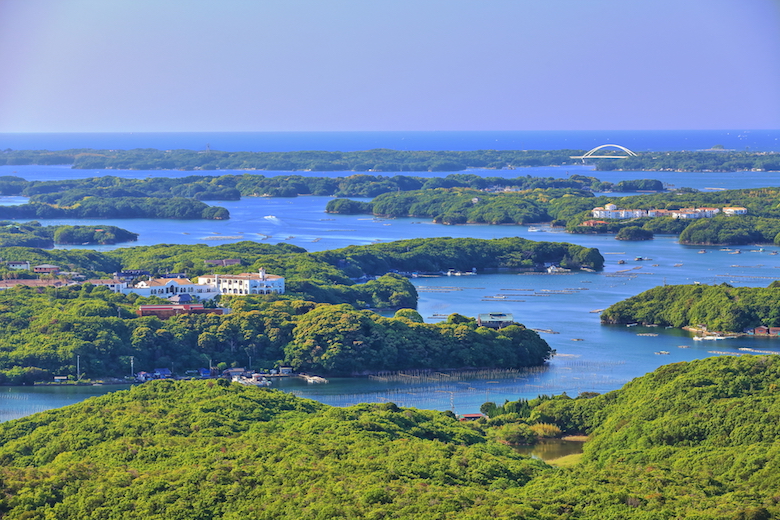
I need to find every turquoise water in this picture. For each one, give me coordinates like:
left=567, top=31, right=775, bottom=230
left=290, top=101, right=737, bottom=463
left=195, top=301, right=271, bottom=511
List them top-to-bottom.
left=3, top=163, right=780, bottom=421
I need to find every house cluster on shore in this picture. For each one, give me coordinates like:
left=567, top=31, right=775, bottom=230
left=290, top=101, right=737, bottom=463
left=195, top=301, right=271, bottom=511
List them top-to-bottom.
left=589, top=203, right=747, bottom=221
left=744, top=325, right=780, bottom=336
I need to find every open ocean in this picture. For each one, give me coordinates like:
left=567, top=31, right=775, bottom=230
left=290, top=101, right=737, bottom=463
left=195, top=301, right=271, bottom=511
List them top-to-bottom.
left=1, top=130, right=779, bottom=152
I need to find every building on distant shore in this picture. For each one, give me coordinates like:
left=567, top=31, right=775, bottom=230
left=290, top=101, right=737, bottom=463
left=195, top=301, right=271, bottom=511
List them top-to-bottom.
left=591, top=203, right=743, bottom=220
left=6, top=261, right=30, bottom=270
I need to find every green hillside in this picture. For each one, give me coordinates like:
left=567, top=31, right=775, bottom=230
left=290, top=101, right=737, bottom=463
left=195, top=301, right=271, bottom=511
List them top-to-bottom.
left=2, top=355, right=780, bottom=518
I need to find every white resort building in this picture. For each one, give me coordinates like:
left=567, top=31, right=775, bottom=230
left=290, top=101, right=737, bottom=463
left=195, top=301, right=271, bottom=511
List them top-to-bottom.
left=591, top=203, right=746, bottom=220
left=197, top=268, right=285, bottom=295
left=120, top=269, right=284, bottom=300
left=123, top=277, right=220, bottom=300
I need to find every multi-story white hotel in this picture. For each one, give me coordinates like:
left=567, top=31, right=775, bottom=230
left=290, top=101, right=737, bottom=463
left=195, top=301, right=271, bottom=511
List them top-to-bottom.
left=591, top=203, right=746, bottom=220
left=197, top=268, right=285, bottom=295
left=121, top=269, right=284, bottom=300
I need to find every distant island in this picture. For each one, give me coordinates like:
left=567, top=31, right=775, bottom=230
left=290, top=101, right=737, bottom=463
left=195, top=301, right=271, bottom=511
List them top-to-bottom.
left=2, top=147, right=778, bottom=172
left=601, top=281, right=780, bottom=333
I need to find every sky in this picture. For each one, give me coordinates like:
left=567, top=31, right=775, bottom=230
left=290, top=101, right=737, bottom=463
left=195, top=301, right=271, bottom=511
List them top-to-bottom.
left=1, top=0, right=779, bottom=132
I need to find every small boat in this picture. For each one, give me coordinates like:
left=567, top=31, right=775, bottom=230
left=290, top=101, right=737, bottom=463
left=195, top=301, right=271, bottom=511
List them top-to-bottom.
left=528, top=226, right=541, bottom=232
left=698, top=249, right=706, bottom=254
left=771, top=251, right=778, bottom=256
left=617, top=260, right=626, bottom=265
left=626, top=323, right=639, bottom=327
left=571, top=338, right=584, bottom=341
left=678, top=345, right=690, bottom=348
left=655, top=351, right=670, bottom=355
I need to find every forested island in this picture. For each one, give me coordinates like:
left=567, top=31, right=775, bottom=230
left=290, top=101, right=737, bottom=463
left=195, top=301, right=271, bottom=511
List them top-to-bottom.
left=3, top=146, right=777, bottom=172
left=0, top=170, right=651, bottom=202
left=0, top=221, right=137, bottom=248
left=0, top=237, right=602, bottom=382
left=600, top=282, right=780, bottom=332
left=1, top=355, right=779, bottom=518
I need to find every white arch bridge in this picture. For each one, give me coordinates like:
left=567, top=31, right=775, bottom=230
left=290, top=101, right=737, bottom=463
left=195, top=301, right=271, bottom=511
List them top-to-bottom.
left=570, top=144, right=638, bottom=162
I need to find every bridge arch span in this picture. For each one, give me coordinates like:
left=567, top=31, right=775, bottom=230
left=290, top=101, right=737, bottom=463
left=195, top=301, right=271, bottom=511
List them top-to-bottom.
left=583, top=144, right=638, bottom=157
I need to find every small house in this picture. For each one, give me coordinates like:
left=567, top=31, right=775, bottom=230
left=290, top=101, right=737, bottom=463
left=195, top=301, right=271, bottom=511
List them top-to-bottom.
left=7, top=261, right=30, bottom=270
left=33, top=264, right=60, bottom=274
left=477, top=313, right=515, bottom=329
left=755, top=326, right=770, bottom=336
left=279, top=366, right=294, bottom=375
left=153, top=368, right=173, bottom=379
left=459, top=413, right=485, bottom=421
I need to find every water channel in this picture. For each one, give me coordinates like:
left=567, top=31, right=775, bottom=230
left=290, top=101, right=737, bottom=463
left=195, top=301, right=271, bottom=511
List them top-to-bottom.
left=2, top=164, right=780, bottom=421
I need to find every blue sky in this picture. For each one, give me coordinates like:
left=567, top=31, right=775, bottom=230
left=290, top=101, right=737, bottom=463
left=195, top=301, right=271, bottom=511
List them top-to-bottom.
left=1, top=0, right=779, bottom=132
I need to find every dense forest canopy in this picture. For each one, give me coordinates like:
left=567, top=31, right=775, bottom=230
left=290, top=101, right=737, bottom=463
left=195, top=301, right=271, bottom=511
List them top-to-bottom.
left=0, top=147, right=586, bottom=171
left=0, top=170, right=653, bottom=203
left=600, top=282, right=780, bottom=331
left=2, top=356, right=780, bottom=518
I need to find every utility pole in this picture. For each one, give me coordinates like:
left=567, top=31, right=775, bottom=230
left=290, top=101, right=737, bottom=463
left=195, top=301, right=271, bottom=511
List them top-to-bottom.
left=76, top=355, right=80, bottom=381
left=130, top=356, right=134, bottom=378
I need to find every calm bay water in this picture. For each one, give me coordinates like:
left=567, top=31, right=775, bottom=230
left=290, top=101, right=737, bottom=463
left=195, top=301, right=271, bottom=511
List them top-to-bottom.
left=3, top=141, right=780, bottom=421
